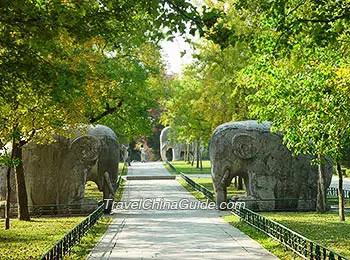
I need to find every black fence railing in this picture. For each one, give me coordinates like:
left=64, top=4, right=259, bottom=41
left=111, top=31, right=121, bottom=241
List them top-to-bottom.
left=165, top=160, right=177, bottom=171
left=179, top=172, right=348, bottom=260
left=180, top=173, right=214, bottom=202
left=327, top=187, right=350, bottom=199
left=40, top=203, right=104, bottom=260
left=232, top=207, right=348, bottom=260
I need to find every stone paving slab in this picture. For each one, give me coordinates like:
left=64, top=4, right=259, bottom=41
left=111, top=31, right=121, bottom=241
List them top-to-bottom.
left=88, top=162, right=277, bottom=260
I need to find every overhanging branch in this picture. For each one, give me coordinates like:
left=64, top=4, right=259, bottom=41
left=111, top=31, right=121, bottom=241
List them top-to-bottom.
left=90, top=100, right=123, bottom=123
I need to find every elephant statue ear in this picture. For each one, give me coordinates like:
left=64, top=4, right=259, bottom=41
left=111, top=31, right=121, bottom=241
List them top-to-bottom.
left=232, top=133, right=260, bottom=159
left=69, top=135, right=101, bottom=162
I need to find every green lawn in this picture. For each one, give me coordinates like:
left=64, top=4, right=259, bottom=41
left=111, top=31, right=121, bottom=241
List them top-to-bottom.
left=164, top=160, right=211, bottom=174
left=0, top=171, right=126, bottom=260
left=85, top=181, right=103, bottom=201
left=262, top=212, right=350, bottom=258
left=0, top=217, right=84, bottom=259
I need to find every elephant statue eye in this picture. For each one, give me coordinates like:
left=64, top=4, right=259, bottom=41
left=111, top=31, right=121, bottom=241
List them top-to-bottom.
left=232, top=133, right=260, bottom=159
left=70, top=135, right=101, bottom=161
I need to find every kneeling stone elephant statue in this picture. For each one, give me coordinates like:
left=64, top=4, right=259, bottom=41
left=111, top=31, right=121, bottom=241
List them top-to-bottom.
left=210, top=121, right=332, bottom=211
left=0, top=124, right=120, bottom=207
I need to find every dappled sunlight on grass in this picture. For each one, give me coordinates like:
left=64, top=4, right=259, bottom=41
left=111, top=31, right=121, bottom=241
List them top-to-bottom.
left=168, top=160, right=211, bottom=174
left=262, top=212, right=350, bottom=258
left=0, top=217, right=84, bottom=259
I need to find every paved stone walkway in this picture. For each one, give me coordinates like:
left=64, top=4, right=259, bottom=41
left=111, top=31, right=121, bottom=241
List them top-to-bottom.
left=88, top=162, right=277, bottom=260
left=330, top=176, right=350, bottom=190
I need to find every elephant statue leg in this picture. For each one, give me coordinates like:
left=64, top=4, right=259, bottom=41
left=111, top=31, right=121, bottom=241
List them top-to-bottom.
left=213, top=167, right=234, bottom=210
left=103, top=171, right=116, bottom=199
left=215, top=186, right=227, bottom=210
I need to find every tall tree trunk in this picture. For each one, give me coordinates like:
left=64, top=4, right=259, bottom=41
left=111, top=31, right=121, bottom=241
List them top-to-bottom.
left=5, top=138, right=15, bottom=229
left=196, top=140, right=200, bottom=169
left=13, top=142, right=30, bottom=221
left=185, top=144, right=189, bottom=163
left=316, top=154, right=327, bottom=213
left=336, top=161, right=345, bottom=221
left=5, top=165, right=12, bottom=230
left=238, top=176, right=244, bottom=190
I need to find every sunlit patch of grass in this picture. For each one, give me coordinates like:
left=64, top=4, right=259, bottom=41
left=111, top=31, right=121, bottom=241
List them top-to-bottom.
left=165, top=160, right=211, bottom=174
left=0, top=170, right=126, bottom=260
left=84, top=181, right=103, bottom=201
left=262, top=212, right=350, bottom=258
left=0, top=217, right=84, bottom=259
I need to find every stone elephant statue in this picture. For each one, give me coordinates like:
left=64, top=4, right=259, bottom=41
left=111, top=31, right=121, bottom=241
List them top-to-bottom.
left=209, top=121, right=332, bottom=211
left=0, top=125, right=120, bottom=208
left=160, top=127, right=198, bottom=161
left=160, top=127, right=185, bottom=161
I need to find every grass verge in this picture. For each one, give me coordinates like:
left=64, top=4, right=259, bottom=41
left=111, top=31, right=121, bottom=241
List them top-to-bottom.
left=164, top=160, right=211, bottom=174
left=0, top=168, right=126, bottom=260
left=262, top=212, right=350, bottom=258
left=0, top=217, right=84, bottom=259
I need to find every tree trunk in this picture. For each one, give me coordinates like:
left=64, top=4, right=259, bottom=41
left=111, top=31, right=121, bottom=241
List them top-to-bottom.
left=5, top=138, right=15, bottom=230
left=196, top=141, right=200, bottom=169
left=13, top=142, right=30, bottom=221
left=316, top=154, right=327, bottom=213
left=336, top=161, right=345, bottom=221
left=5, top=164, right=12, bottom=230
left=238, top=176, right=244, bottom=190
left=234, top=177, right=237, bottom=188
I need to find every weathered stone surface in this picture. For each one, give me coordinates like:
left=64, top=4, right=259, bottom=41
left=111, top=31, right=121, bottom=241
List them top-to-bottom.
left=210, top=120, right=333, bottom=211
left=0, top=125, right=120, bottom=208
left=160, top=127, right=196, bottom=161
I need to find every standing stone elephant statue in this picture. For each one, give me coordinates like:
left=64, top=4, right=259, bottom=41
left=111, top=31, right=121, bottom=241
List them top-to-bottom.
left=209, top=121, right=332, bottom=211
left=0, top=125, right=120, bottom=209
left=160, top=127, right=198, bottom=161
left=160, top=127, right=185, bottom=161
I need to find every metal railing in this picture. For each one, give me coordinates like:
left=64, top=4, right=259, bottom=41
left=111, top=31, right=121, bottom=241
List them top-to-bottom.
left=165, top=160, right=177, bottom=171
left=179, top=172, right=348, bottom=260
left=180, top=173, right=214, bottom=202
left=327, top=187, right=350, bottom=199
left=40, top=203, right=104, bottom=260
left=232, top=207, right=348, bottom=260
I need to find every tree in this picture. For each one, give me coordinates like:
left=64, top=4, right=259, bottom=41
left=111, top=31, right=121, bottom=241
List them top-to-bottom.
left=0, top=0, right=209, bottom=228
left=245, top=48, right=350, bottom=216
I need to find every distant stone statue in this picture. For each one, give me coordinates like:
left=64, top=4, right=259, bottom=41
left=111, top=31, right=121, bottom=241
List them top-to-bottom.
left=209, top=121, right=333, bottom=211
left=0, top=125, right=120, bottom=209
left=160, top=127, right=197, bottom=161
